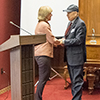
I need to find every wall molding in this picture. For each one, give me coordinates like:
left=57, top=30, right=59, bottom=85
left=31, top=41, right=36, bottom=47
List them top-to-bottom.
left=0, top=85, right=11, bottom=95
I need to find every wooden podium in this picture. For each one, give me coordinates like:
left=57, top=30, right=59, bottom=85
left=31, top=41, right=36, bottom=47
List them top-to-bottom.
left=0, top=34, right=46, bottom=100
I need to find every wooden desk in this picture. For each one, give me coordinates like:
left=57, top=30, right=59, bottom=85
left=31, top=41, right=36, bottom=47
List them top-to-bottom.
left=84, top=40, right=100, bottom=94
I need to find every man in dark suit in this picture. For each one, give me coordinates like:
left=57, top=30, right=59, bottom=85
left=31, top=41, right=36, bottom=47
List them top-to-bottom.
left=60, top=4, right=86, bottom=100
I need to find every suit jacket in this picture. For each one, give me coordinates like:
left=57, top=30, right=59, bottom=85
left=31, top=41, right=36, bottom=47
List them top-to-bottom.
left=64, top=17, right=86, bottom=66
left=34, top=21, right=57, bottom=58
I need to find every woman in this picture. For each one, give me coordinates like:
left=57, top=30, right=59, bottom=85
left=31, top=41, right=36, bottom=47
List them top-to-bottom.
left=34, top=6, right=60, bottom=100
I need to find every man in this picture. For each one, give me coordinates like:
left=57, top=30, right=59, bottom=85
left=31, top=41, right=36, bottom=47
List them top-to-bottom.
left=60, top=4, right=86, bottom=100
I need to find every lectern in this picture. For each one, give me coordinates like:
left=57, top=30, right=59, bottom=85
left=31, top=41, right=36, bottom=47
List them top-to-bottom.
left=0, top=34, right=46, bottom=100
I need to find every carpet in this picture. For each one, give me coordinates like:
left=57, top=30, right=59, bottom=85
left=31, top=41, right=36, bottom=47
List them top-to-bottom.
left=0, top=78, right=100, bottom=100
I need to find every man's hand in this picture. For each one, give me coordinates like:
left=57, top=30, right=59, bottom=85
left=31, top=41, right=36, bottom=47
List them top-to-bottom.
left=54, top=38, right=65, bottom=47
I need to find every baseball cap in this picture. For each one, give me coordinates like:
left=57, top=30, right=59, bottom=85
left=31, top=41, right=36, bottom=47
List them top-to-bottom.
left=63, top=4, right=79, bottom=12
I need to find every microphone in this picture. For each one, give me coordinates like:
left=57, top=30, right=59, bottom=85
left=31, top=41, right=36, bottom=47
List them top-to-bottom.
left=10, top=21, right=32, bottom=35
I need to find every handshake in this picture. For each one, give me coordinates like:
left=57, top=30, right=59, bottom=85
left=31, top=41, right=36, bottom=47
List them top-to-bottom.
left=54, top=38, right=65, bottom=47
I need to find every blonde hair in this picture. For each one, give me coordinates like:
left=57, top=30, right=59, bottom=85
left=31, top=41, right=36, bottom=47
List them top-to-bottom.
left=38, top=6, right=53, bottom=21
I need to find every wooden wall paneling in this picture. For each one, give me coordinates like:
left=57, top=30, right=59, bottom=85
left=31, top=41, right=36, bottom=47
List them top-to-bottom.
left=79, top=0, right=100, bottom=94
left=79, top=0, right=100, bottom=39
left=79, top=0, right=85, bottom=21
left=51, top=46, right=66, bottom=75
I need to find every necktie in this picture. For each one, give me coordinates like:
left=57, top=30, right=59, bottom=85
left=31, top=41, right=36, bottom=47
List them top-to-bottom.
left=65, top=22, right=72, bottom=36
